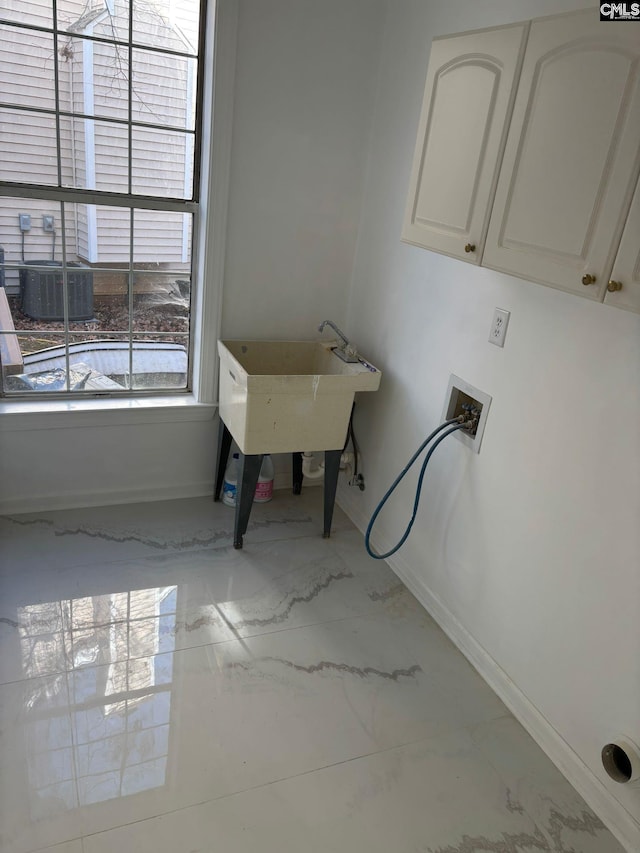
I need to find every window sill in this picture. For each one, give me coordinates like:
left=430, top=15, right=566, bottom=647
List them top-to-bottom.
left=0, top=394, right=218, bottom=432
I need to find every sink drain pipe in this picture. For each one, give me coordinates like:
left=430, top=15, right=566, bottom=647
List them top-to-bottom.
left=301, top=451, right=353, bottom=479
left=301, top=452, right=325, bottom=479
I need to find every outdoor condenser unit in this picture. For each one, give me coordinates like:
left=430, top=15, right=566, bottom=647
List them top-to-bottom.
left=20, top=260, right=94, bottom=321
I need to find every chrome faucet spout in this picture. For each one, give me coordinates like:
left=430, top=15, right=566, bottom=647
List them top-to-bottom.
left=317, top=320, right=359, bottom=363
left=318, top=320, right=349, bottom=348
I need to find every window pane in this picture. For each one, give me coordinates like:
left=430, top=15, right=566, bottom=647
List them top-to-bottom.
left=0, top=0, right=51, bottom=28
left=55, top=0, right=82, bottom=33
left=133, top=0, right=200, bottom=53
left=56, top=1, right=123, bottom=39
left=57, top=1, right=201, bottom=53
left=0, top=2, right=203, bottom=398
left=0, top=26, right=56, bottom=112
left=66, top=37, right=131, bottom=122
left=132, top=50, right=196, bottom=131
left=0, top=108, right=58, bottom=185
left=59, top=115, right=83, bottom=188
left=60, top=117, right=129, bottom=192
left=94, top=119, right=130, bottom=191
left=132, top=126, right=192, bottom=198
left=1, top=197, right=62, bottom=288
left=65, top=203, right=132, bottom=267
left=65, top=203, right=131, bottom=333
left=133, top=208, right=191, bottom=268
left=16, top=261, right=93, bottom=324
left=86, top=273, right=131, bottom=332
left=132, top=274, right=190, bottom=335
left=96, top=292, right=132, bottom=332
left=0, top=329, right=25, bottom=383
left=2, top=333, right=70, bottom=393
left=63, top=334, right=131, bottom=391
left=131, top=334, right=188, bottom=390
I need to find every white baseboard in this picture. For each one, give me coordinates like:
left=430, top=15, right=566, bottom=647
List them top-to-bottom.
left=0, top=475, right=320, bottom=516
left=0, top=481, right=216, bottom=515
left=336, top=486, right=640, bottom=853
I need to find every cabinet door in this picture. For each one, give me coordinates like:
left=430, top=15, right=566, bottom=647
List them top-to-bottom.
left=483, top=9, right=640, bottom=300
left=401, top=23, right=529, bottom=263
left=605, top=176, right=640, bottom=314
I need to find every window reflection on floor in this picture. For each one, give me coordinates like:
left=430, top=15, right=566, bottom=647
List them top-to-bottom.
left=18, top=586, right=177, bottom=814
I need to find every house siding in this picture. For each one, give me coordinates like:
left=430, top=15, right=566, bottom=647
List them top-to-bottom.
left=1, top=0, right=195, bottom=278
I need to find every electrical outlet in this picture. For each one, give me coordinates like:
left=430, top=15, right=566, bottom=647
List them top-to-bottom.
left=19, top=213, right=31, bottom=232
left=43, top=215, right=55, bottom=233
left=489, top=308, right=510, bottom=347
left=442, top=375, right=492, bottom=454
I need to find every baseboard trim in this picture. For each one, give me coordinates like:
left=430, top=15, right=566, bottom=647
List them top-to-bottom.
left=1, top=476, right=321, bottom=515
left=0, top=482, right=216, bottom=515
left=336, top=486, right=640, bottom=853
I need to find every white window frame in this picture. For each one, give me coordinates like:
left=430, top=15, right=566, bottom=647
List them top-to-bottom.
left=0, top=0, right=237, bottom=421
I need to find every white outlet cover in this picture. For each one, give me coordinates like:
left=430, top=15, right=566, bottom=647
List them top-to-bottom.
left=489, top=308, right=510, bottom=347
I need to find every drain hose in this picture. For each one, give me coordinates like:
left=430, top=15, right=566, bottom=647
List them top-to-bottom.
left=365, top=418, right=468, bottom=560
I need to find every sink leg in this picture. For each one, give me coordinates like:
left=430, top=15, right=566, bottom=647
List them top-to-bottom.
left=214, top=418, right=232, bottom=502
left=323, top=449, right=341, bottom=539
left=292, top=452, right=303, bottom=495
left=233, top=453, right=263, bottom=549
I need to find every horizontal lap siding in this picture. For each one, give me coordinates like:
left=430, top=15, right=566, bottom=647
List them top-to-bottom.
left=0, top=0, right=53, bottom=30
left=1, top=0, right=192, bottom=269
left=0, top=3, right=98, bottom=278
left=0, top=6, right=80, bottom=277
left=90, top=24, right=190, bottom=262
left=0, top=198, right=80, bottom=291
left=76, top=204, right=90, bottom=260
left=93, top=207, right=185, bottom=265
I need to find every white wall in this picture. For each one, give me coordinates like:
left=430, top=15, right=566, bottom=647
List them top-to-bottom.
left=0, top=0, right=385, bottom=513
left=218, top=0, right=386, bottom=491
left=221, top=0, right=385, bottom=340
left=338, top=1, right=640, bottom=848
left=3, top=4, right=638, bottom=843
left=0, top=406, right=216, bottom=513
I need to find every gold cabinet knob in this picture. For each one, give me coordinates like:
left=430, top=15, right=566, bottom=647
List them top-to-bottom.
left=464, top=243, right=476, bottom=253
left=582, top=273, right=596, bottom=286
left=607, top=280, right=623, bottom=292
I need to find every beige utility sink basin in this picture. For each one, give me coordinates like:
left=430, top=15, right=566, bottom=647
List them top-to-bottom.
left=218, top=340, right=382, bottom=454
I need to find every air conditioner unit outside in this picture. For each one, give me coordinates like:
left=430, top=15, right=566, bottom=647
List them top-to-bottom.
left=20, top=261, right=94, bottom=321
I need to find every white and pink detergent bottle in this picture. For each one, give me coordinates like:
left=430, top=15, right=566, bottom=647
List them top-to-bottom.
left=222, top=453, right=274, bottom=506
left=254, top=454, right=274, bottom=503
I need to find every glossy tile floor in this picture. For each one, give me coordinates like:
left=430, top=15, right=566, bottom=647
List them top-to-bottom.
left=0, top=490, right=624, bottom=853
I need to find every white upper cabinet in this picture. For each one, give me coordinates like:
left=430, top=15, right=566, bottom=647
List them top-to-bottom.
left=483, top=9, right=640, bottom=301
left=402, top=23, right=529, bottom=263
left=604, top=174, right=640, bottom=314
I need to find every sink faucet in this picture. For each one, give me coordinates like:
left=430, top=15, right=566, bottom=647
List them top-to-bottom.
left=318, top=320, right=359, bottom=363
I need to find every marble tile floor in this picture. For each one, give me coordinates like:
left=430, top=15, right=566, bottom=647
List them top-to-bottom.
left=0, top=490, right=625, bottom=853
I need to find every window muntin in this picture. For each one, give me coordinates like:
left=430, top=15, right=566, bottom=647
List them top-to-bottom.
left=0, top=0, right=204, bottom=397
left=0, top=196, right=193, bottom=393
left=19, top=586, right=177, bottom=808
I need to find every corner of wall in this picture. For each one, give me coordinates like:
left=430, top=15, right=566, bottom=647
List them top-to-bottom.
left=336, top=484, right=640, bottom=853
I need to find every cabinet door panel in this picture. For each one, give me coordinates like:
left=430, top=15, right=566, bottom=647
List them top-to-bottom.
left=483, top=9, right=640, bottom=300
left=402, top=24, right=528, bottom=262
left=414, top=63, right=496, bottom=231
left=605, top=176, right=640, bottom=314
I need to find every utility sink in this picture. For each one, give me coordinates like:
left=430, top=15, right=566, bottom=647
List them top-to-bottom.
left=218, top=339, right=382, bottom=454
